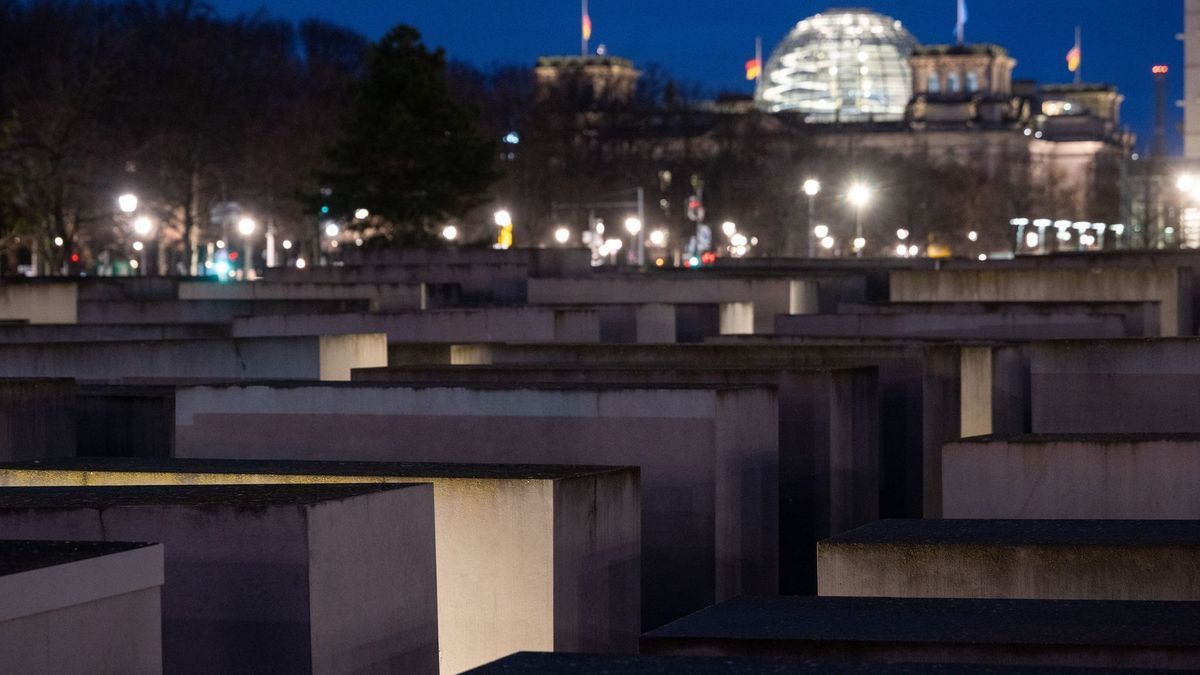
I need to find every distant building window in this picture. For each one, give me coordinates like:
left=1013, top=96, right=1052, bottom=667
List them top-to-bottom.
left=927, top=72, right=941, bottom=93
left=947, top=72, right=961, bottom=93
left=966, top=72, right=980, bottom=93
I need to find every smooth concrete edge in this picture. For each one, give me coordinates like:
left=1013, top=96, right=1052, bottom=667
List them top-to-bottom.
left=0, top=543, right=164, bottom=622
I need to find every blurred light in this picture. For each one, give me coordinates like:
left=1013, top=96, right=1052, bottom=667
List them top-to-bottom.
left=1153, top=65, right=1170, bottom=75
left=1023, top=128, right=1033, bottom=136
left=1034, top=131, right=1044, bottom=139
left=503, top=132, right=520, bottom=144
left=803, top=179, right=821, bottom=197
left=848, top=184, right=871, bottom=207
left=117, top=193, right=138, bottom=214
left=320, top=205, right=330, bottom=214
left=354, top=208, right=370, bottom=220
left=494, top=210, right=513, bottom=227
left=133, top=217, right=153, bottom=236
left=237, top=217, right=256, bottom=236
left=624, top=217, right=642, bottom=235
left=1009, top=218, right=1030, bottom=226
left=1033, top=219, right=1052, bottom=228
left=1054, top=220, right=1072, bottom=229
left=595, top=221, right=605, bottom=235
left=722, top=221, right=737, bottom=237
left=324, top=222, right=339, bottom=238
left=813, top=224, right=830, bottom=239
left=1112, top=224, right=1126, bottom=235
left=442, top=225, right=459, bottom=241
left=555, top=227, right=571, bottom=244
left=896, top=228, right=909, bottom=241
left=648, top=229, right=667, bottom=247
left=1057, top=229, right=1072, bottom=242
left=968, top=231, right=979, bottom=242
left=1026, top=232, right=1040, bottom=248
left=731, top=233, right=748, bottom=247
left=821, top=236, right=835, bottom=250
left=853, top=236, right=866, bottom=250
left=53, top=237, right=64, bottom=247
left=750, top=237, right=758, bottom=246
left=355, top=238, right=364, bottom=247
left=605, top=238, right=623, bottom=251
left=282, top=239, right=293, bottom=250
left=216, top=240, right=226, bottom=249
left=330, top=240, right=339, bottom=248
left=132, top=241, right=144, bottom=252
left=895, top=243, right=907, bottom=256
left=908, top=244, right=919, bottom=257
left=70, top=253, right=80, bottom=263
left=978, top=254, right=988, bottom=261
left=687, top=256, right=701, bottom=267
left=655, top=257, right=665, bottom=267
left=295, top=258, right=307, bottom=269
left=129, top=259, right=139, bottom=270
left=215, top=260, right=230, bottom=275
left=204, top=261, right=212, bottom=269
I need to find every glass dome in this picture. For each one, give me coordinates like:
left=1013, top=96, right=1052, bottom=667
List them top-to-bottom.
left=756, top=8, right=918, bottom=122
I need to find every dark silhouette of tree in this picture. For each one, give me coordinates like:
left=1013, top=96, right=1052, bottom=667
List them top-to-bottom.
left=315, top=25, right=499, bottom=247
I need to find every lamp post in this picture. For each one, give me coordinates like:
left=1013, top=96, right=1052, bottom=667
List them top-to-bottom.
left=803, top=179, right=820, bottom=258
left=847, top=183, right=871, bottom=258
left=133, top=216, right=153, bottom=275
left=237, top=217, right=256, bottom=280
left=624, top=217, right=643, bottom=266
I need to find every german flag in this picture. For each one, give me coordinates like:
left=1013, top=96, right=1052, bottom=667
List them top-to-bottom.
left=745, top=57, right=762, bottom=81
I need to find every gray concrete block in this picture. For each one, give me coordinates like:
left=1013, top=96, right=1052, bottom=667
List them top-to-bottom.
left=0, top=484, right=438, bottom=674
left=818, top=519, right=1200, bottom=601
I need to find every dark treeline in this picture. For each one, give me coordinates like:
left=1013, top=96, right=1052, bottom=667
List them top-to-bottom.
left=0, top=0, right=366, bottom=274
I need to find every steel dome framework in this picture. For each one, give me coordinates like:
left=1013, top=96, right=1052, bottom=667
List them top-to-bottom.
left=757, top=9, right=918, bottom=123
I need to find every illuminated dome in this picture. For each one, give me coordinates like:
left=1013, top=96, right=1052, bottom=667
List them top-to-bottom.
left=757, top=8, right=918, bottom=122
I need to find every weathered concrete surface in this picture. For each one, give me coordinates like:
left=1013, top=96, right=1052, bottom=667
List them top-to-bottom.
left=266, top=262, right=531, bottom=304
left=890, top=267, right=1192, bottom=336
left=528, top=277, right=819, bottom=334
left=178, top=280, right=427, bottom=310
left=0, top=281, right=77, bottom=323
left=77, top=298, right=371, bottom=324
left=836, top=301, right=1160, bottom=337
left=592, top=304, right=677, bottom=343
left=231, top=307, right=602, bottom=344
left=775, top=311, right=1131, bottom=340
left=0, top=323, right=230, bottom=343
left=0, top=333, right=386, bottom=382
left=1030, top=340, right=1200, bottom=434
left=443, top=341, right=949, bottom=520
left=922, top=344, right=1030, bottom=517
left=349, top=365, right=879, bottom=595
left=0, top=379, right=76, bottom=463
left=169, top=382, right=778, bottom=630
left=944, top=435, right=1200, bottom=519
left=0, top=458, right=640, bottom=674
left=0, top=484, right=439, bottom=674
left=818, top=519, right=1200, bottom=601
left=0, top=541, right=163, bottom=674
left=640, top=596, right=1200, bottom=669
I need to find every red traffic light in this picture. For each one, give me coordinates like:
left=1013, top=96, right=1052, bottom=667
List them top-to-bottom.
left=69, top=253, right=80, bottom=263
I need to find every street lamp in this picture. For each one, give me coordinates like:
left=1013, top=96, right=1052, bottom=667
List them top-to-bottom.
left=803, top=179, right=820, bottom=257
left=848, top=183, right=871, bottom=258
left=117, top=193, right=138, bottom=214
left=354, top=208, right=370, bottom=220
left=493, top=210, right=513, bottom=250
left=493, top=210, right=512, bottom=227
left=237, top=217, right=256, bottom=280
left=624, top=217, right=644, bottom=266
left=722, top=221, right=737, bottom=237
left=324, top=222, right=339, bottom=238
left=813, top=224, right=830, bottom=239
left=442, top=225, right=458, bottom=241
left=554, top=227, right=571, bottom=245
left=896, top=228, right=909, bottom=241
left=648, top=229, right=667, bottom=247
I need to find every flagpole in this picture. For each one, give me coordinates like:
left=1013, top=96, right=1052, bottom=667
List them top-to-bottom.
left=582, top=0, right=589, bottom=57
left=1075, top=26, right=1082, bottom=84
left=755, top=36, right=762, bottom=87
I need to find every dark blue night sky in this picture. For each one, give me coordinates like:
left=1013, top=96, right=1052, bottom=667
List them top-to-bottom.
left=209, top=0, right=1186, bottom=154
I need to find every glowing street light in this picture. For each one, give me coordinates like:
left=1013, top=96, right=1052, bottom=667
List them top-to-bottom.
left=1179, top=175, right=1196, bottom=193
left=803, top=179, right=821, bottom=257
left=847, top=183, right=871, bottom=258
left=117, top=193, right=139, bottom=214
left=354, top=208, right=370, bottom=220
left=493, top=210, right=513, bottom=227
left=133, top=216, right=153, bottom=237
left=237, top=217, right=256, bottom=236
left=624, top=217, right=642, bottom=235
left=722, top=221, right=737, bottom=237
left=324, top=222, right=339, bottom=238
left=813, top=224, right=830, bottom=239
left=442, top=225, right=459, bottom=241
left=554, top=227, right=571, bottom=245
left=896, top=228, right=909, bottom=241
left=648, top=229, right=667, bottom=247
left=968, top=231, right=979, bottom=242
left=731, top=233, right=748, bottom=247
left=821, top=236, right=835, bottom=250
left=282, top=239, right=293, bottom=250
left=295, top=257, right=307, bottom=269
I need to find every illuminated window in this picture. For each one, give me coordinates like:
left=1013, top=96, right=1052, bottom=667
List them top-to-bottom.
left=966, top=71, right=979, bottom=93
left=927, top=72, right=941, bottom=93
left=947, top=72, right=961, bottom=93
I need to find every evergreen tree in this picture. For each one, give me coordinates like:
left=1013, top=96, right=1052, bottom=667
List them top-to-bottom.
left=317, top=25, right=499, bottom=246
